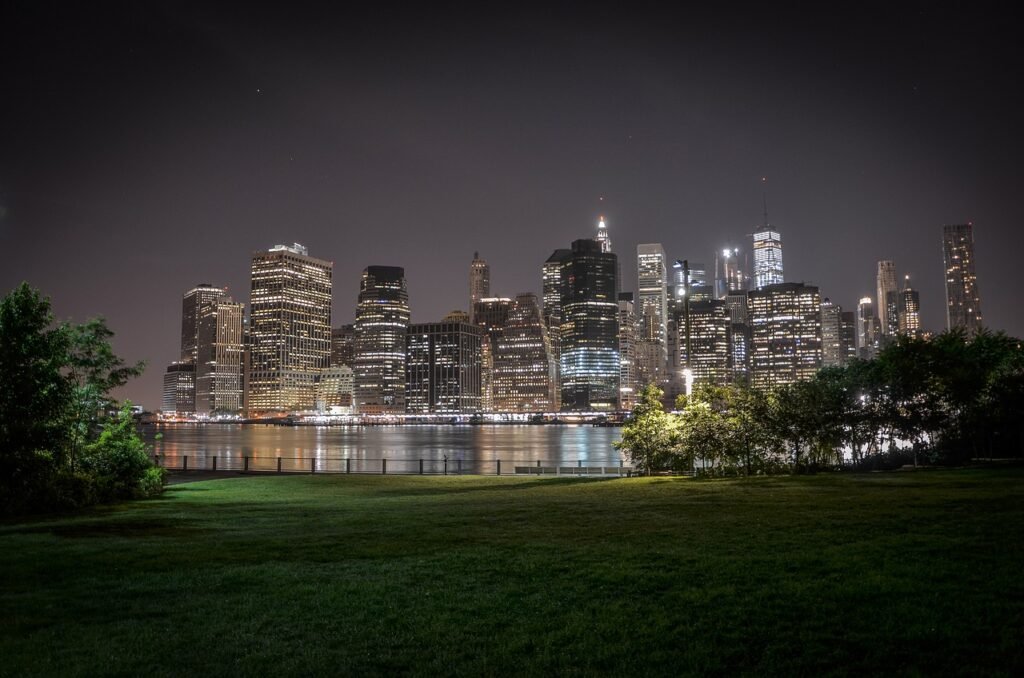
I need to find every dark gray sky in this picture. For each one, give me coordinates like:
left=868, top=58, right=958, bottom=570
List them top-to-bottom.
left=2, top=1, right=1022, bottom=408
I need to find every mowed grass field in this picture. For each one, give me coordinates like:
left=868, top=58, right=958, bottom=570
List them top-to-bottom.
left=2, top=469, right=1022, bottom=676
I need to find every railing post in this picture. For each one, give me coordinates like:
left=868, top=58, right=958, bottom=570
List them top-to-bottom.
left=183, top=455, right=188, bottom=472
left=212, top=456, right=217, bottom=471
left=244, top=456, right=249, bottom=472
left=277, top=457, right=282, bottom=473
left=311, top=458, right=316, bottom=474
left=346, top=458, right=351, bottom=474
left=382, top=458, right=387, bottom=475
left=444, top=458, right=448, bottom=475
left=536, top=458, right=540, bottom=468
left=419, top=459, right=423, bottom=475
left=457, top=459, right=462, bottom=475
left=497, top=459, right=501, bottom=476
left=578, top=459, right=582, bottom=468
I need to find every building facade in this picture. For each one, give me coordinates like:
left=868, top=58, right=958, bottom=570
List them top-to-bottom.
left=942, top=223, right=983, bottom=332
left=752, top=230, right=784, bottom=289
left=559, top=239, right=619, bottom=411
left=636, top=243, right=668, bottom=372
left=247, top=244, right=333, bottom=414
left=469, top=252, right=490, bottom=323
left=876, top=260, right=899, bottom=338
left=353, top=265, right=410, bottom=415
left=899, top=276, right=922, bottom=337
left=748, top=283, right=823, bottom=389
left=492, top=293, right=557, bottom=412
left=617, top=293, right=638, bottom=411
left=472, top=297, right=513, bottom=412
left=857, top=297, right=881, bottom=359
left=196, top=298, right=244, bottom=415
left=679, top=299, right=731, bottom=386
left=405, top=321, right=482, bottom=413
left=330, top=324, right=355, bottom=368
left=161, top=361, right=195, bottom=415
left=315, top=366, right=355, bottom=414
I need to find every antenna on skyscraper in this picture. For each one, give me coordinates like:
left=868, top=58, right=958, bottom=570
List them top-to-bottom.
left=762, top=176, right=769, bottom=229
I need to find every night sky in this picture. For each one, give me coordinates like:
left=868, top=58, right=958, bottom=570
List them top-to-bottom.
left=2, top=1, right=1022, bottom=408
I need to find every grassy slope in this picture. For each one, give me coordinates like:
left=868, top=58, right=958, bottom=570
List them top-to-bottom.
left=1, top=470, right=1022, bottom=676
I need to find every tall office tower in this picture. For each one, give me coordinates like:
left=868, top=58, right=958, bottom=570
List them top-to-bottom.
left=596, top=216, right=612, bottom=253
left=943, top=223, right=983, bottom=331
left=752, top=231, right=784, bottom=289
left=559, top=239, right=619, bottom=411
left=248, top=244, right=333, bottom=414
left=637, top=244, right=668, bottom=371
left=543, top=250, right=572, bottom=329
left=469, top=252, right=490, bottom=323
left=876, top=260, right=899, bottom=337
left=353, top=265, right=410, bottom=415
left=899, top=275, right=922, bottom=337
left=748, top=283, right=823, bottom=389
left=181, top=284, right=226, bottom=364
left=724, top=290, right=751, bottom=383
left=492, top=293, right=557, bottom=412
left=617, top=293, right=638, bottom=411
left=472, top=297, right=513, bottom=412
left=857, top=297, right=881, bottom=359
left=195, top=298, right=245, bottom=415
left=820, top=298, right=847, bottom=367
left=679, top=300, right=731, bottom=386
left=405, top=320, right=482, bottom=413
left=330, top=324, right=355, bottom=368
left=161, top=361, right=195, bottom=414
left=315, top=366, right=355, bottom=414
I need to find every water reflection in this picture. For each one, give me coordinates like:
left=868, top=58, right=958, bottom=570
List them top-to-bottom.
left=143, top=424, right=624, bottom=470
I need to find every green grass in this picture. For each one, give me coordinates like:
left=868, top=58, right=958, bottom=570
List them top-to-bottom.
left=2, top=469, right=1023, bottom=676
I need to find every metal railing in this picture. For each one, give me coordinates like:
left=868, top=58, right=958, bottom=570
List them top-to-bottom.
left=154, top=454, right=634, bottom=477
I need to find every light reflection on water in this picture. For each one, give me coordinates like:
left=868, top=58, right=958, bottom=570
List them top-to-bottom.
left=143, top=424, right=624, bottom=473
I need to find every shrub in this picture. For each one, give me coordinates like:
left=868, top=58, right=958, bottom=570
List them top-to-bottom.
left=80, top=406, right=152, bottom=501
left=137, top=466, right=167, bottom=498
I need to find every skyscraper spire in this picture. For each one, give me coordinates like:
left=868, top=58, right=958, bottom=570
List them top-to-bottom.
left=596, top=215, right=612, bottom=253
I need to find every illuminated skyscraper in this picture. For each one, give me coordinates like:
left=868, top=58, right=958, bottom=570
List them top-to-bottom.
left=943, top=223, right=983, bottom=332
left=752, top=231, right=784, bottom=289
left=560, top=239, right=619, bottom=411
left=248, top=244, right=333, bottom=414
left=637, top=244, right=668, bottom=370
left=716, top=246, right=747, bottom=298
left=469, top=252, right=490, bottom=323
left=876, top=260, right=899, bottom=338
left=353, top=265, right=410, bottom=415
left=899, top=275, right=922, bottom=337
left=748, top=283, right=822, bottom=389
left=724, top=291, right=751, bottom=383
left=493, top=293, right=557, bottom=412
left=617, top=293, right=638, bottom=411
left=195, top=297, right=244, bottom=415
left=472, top=297, right=513, bottom=412
left=857, top=297, right=881, bottom=359
left=679, top=300, right=731, bottom=386
left=405, top=320, right=482, bottom=413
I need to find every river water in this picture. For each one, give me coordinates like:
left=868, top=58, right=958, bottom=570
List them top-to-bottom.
left=143, top=423, right=625, bottom=474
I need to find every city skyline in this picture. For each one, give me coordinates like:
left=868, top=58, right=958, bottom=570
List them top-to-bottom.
left=2, top=3, right=1022, bottom=408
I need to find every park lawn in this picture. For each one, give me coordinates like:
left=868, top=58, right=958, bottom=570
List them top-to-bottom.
left=1, top=469, right=1022, bottom=676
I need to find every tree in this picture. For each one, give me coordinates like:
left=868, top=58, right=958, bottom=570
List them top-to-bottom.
left=0, top=284, right=72, bottom=510
left=64, top=318, right=145, bottom=470
left=615, top=384, right=683, bottom=475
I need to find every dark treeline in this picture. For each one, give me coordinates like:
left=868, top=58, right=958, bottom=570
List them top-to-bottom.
left=0, top=284, right=164, bottom=516
left=618, top=330, right=1024, bottom=475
